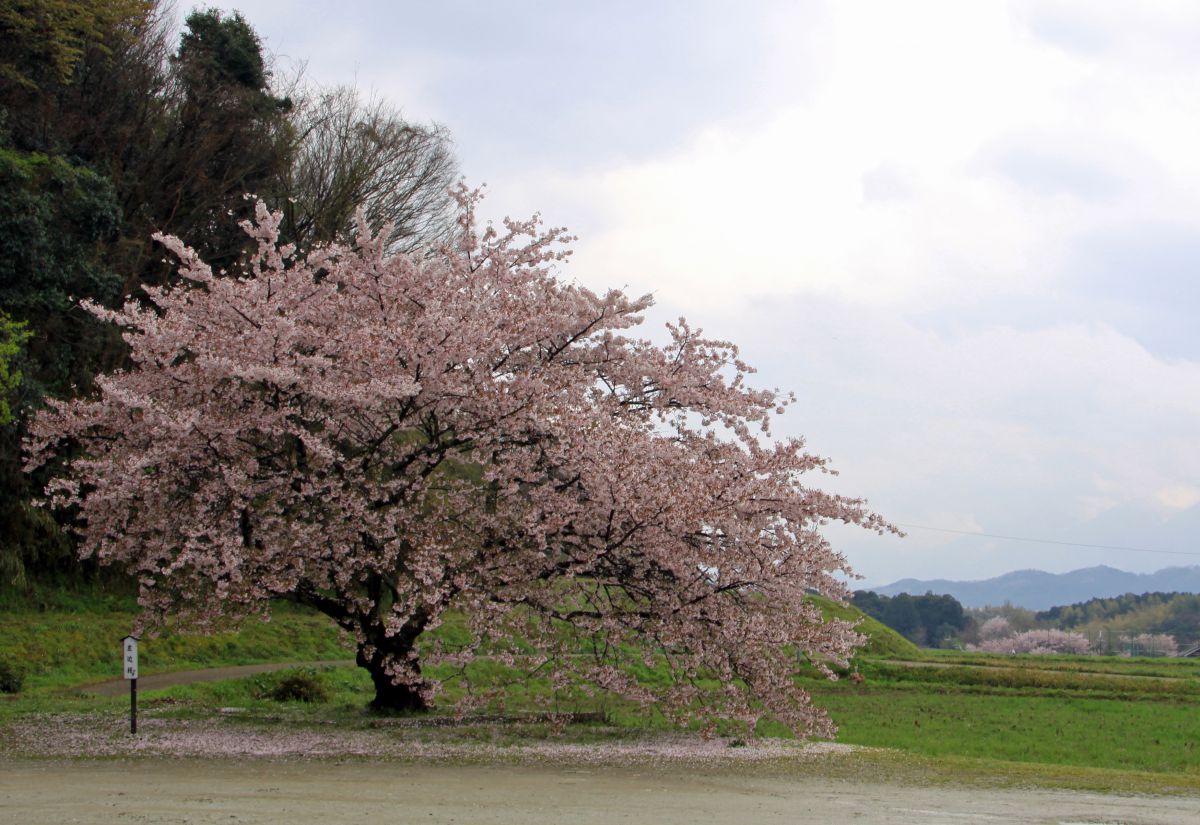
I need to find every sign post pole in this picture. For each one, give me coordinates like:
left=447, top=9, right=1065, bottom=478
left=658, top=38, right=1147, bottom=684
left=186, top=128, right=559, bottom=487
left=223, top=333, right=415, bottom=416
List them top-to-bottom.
left=122, top=635, right=139, bottom=735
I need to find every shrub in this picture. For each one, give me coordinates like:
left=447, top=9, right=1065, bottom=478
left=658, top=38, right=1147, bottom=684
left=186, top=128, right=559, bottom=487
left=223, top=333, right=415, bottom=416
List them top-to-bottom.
left=0, top=660, right=23, bottom=693
left=265, top=668, right=331, bottom=702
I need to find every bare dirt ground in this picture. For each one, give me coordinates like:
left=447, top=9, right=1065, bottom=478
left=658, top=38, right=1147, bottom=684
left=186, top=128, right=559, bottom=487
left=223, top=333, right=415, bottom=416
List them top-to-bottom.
left=11, top=665, right=1195, bottom=823
left=1, top=759, right=1196, bottom=825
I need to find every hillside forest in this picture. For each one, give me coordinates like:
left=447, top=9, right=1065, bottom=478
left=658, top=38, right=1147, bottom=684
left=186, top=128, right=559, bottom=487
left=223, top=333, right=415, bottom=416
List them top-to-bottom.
left=852, top=590, right=1200, bottom=654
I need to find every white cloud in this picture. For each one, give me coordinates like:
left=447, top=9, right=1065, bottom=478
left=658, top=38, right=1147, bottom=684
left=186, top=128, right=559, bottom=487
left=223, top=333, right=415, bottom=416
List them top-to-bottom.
left=195, top=1, right=1200, bottom=584
left=543, top=1, right=1200, bottom=322
left=491, top=2, right=1200, bottom=583
left=689, top=294, right=1200, bottom=582
left=1156, top=486, right=1200, bottom=512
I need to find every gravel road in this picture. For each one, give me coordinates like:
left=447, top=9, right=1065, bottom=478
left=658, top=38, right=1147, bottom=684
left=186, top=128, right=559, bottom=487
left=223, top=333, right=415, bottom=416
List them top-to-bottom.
left=2, top=759, right=1196, bottom=825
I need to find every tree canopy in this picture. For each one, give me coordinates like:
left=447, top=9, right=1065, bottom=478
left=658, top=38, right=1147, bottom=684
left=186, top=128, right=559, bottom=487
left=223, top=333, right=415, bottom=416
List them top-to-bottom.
left=28, top=190, right=891, bottom=735
left=0, top=311, right=30, bottom=425
left=851, top=590, right=968, bottom=647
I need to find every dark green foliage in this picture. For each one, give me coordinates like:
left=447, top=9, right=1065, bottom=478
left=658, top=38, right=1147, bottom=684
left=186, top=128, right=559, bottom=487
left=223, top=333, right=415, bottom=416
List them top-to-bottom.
left=0, top=1, right=152, bottom=102
left=0, top=2, right=286, bottom=589
left=139, top=9, right=294, bottom=277
left=176, top=9, right=270, bottom=92
left=0, top=148, right=122, bottom=392
left=0, top=150, right=125, bottom=588
left=0, top=311, right=31, bottom=424
left=852, top=590, right=969, bottom=647
left=1037, top=591, right=1200, bottom=645
left=1040, top=591, right=1173, bottom=625
left=0, top=659, right=22, bottom=693
left=261, top=667, right=333, bottom=703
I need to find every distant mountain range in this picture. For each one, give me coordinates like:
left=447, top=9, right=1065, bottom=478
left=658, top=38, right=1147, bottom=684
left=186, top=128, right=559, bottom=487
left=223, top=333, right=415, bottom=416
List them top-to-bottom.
left=868, top=565, right=1200, bottom=611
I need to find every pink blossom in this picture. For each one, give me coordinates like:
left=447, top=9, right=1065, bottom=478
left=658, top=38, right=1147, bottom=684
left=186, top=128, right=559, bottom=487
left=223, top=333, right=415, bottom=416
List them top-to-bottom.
left=26, top=186, right=893, bottom=736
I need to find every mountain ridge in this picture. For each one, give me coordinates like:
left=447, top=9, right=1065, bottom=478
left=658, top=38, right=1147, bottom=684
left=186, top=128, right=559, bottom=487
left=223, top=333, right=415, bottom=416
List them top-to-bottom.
left=868, top=564, right=1200, bottom=610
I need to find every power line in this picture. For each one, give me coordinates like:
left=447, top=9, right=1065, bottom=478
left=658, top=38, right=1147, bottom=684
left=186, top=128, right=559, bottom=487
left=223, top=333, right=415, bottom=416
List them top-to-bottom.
left=895, top=523, right=1200, bottom=558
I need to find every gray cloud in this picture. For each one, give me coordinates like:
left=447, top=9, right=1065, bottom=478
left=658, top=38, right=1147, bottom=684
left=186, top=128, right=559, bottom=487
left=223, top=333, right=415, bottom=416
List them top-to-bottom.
left=991, top=147, right=1126, bottom=200
left=1064, top=222, right=1200, bottom=360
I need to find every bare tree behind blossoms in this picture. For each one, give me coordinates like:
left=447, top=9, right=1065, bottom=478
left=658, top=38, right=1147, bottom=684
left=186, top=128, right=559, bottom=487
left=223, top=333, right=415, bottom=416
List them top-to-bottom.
left=277, top=85, right=457, bottom=252
left=26, top=187, right=893, bottom=736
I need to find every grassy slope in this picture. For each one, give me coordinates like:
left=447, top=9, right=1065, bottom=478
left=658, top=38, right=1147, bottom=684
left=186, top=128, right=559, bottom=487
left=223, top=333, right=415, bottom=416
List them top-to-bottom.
left=0, top=589, right=353, bottom=690
left=0, top=590, right=909, bottom=690
left=808, top=594, right=922, bottom=660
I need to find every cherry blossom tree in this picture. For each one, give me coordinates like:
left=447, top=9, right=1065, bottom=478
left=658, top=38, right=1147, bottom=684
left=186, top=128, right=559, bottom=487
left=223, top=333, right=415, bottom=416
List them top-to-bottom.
left=26, top=187, right=891, bottom=735
left=978, top=616, right=1011, bottom=642
left=971, top=628, right=1092, bottom=655
left=1127, top=633, right=1178, bottom=657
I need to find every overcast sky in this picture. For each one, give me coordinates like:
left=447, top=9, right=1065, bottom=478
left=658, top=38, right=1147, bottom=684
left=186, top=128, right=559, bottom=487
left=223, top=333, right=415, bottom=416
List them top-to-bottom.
left=196, top=0, right=1200, bottom=586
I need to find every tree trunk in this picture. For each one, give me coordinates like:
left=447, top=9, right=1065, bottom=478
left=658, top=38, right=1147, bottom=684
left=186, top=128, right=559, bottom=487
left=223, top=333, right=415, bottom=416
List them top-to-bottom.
left=291, top=579, right=431, bottom=712
left=357, top=625, right=429, bottom=713
left=360, top=650, right=426, bottom=712
left=368, top=674, right=427, bottom=712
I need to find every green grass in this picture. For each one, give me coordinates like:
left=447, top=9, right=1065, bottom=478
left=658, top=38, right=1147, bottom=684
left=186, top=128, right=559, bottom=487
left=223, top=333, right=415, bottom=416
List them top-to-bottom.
left=3, top=588, right=1199, bottom=789
left=807, top=594, right=922, bottom=660
left=0, top=601, right=353, bottom=691
left=923, top=648, right=1200, bottom=679
left=797, top=651, right=1200, bottom=778
left=857, top=659, right=1200, bottom=698
left=812, top=686, right=1198, bottom=773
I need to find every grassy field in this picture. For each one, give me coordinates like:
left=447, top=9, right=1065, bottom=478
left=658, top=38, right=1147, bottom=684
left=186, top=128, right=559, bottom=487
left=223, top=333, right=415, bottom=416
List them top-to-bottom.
left=2, top=590, right=1198, bottom=791
left=797, top=651, right=1200, bottom=786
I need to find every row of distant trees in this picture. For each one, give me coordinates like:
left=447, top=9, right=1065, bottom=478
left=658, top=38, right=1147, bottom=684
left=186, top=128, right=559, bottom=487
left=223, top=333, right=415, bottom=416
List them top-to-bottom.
left=0, top=1, right=457, bottom=587
left=853, top=590, right=1197, bottom=654
left=850, top=591, right=969, bottom=648
left=1037, top=591, right=1200, bottom=643
left=970, top=616, right=1180, bottom=656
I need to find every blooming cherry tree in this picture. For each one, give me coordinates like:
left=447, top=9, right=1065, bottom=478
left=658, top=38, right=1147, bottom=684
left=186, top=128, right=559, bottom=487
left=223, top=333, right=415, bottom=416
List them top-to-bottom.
left=27, top=187, right=890, bottom=736
left=978, top=616, right=1012, bottom=642
left=971, top=628, right=1092, bottom=655
left=1127, top=633, right=1178, bottom=657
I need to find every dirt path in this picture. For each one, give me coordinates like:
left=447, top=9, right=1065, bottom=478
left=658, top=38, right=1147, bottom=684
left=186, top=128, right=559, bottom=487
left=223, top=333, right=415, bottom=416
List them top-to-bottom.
left=83, top=660, right=355, bottom=696
left=1, top=759, right=1195, bottom=824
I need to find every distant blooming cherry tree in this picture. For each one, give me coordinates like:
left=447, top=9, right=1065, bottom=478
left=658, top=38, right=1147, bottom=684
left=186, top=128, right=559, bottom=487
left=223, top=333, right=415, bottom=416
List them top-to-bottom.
left=27, top=187, right=891, bottom=736
left=978, top=616, right=1011, bottom=642
left=971, top=628, right=1091, bottom=655
left=1127, top=633, right=1178, bottom=657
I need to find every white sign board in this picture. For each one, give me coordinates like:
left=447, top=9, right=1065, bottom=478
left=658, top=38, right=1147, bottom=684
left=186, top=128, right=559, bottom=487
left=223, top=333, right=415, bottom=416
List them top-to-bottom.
left=123, top=636, right=138, bottom=680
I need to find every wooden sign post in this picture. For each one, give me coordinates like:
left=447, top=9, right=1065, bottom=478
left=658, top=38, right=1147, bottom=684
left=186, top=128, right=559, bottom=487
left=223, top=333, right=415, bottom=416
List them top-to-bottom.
left=122, top=635, right=139, bottom=734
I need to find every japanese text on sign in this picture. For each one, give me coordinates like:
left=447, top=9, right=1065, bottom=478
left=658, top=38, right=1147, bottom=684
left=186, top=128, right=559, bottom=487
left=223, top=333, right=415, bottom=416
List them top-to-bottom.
left=123, top=636, right=138, bottom=679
